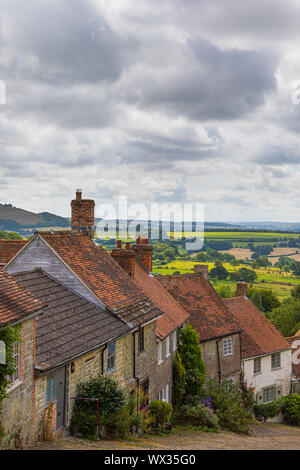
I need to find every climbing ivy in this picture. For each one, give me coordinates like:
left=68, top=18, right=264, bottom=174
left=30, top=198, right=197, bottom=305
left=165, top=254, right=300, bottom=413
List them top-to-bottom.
left=0, top=325, right=20, bottom=441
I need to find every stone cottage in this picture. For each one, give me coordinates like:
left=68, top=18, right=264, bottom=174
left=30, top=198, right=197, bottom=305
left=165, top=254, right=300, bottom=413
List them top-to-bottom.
left=111, top=240, right=190, bottom=403
left=157, top=266, right=242, bottom=382
left=0, top=271, right=43, bottom=447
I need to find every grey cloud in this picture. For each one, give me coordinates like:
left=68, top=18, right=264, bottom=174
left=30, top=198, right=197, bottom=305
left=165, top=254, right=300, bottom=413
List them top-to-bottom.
left=1, top=0, right=132, bottom=85
left=124, top=39, right=277, bottom=121
left=256, top=147, right=300, bottom=165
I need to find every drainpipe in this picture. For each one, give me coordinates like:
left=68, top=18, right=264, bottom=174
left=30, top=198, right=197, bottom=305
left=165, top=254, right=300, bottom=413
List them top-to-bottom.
left=133, top=331, right=140, bottom=410
left=216, top=338, right=221, bottom=384
left=101, top=344, right=108, bottom=375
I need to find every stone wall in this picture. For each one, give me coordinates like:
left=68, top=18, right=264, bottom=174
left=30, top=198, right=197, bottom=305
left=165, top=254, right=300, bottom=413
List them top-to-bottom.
left=1, top=318, right=35, bottom=448
left=201, top=333, right=241, bottom=382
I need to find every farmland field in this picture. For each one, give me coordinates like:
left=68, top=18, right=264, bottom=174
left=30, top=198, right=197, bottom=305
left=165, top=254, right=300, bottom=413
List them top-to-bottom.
left=169, top=231, right=300, bottom=240
left=153, top=260, right=300, bottom=299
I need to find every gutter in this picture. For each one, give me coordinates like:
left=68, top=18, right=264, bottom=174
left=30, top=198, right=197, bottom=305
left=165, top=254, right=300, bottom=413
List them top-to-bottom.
left=216, top=338, right=222, bottom=384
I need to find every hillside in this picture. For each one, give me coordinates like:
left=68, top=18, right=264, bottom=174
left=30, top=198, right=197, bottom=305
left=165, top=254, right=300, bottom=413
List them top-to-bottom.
left=0, top=204, right=70, bottom=230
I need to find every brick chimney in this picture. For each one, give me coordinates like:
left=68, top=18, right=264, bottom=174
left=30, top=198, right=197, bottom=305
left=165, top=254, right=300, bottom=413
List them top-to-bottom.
left=71, top=189, right=95, bottom=238
left=132, top=237, right=153, bottom=273
left=111, top=240, right=136, bottom=279
left=194, top=264, right=208, bottom=280
left=236, top=281, right=247, bottom=298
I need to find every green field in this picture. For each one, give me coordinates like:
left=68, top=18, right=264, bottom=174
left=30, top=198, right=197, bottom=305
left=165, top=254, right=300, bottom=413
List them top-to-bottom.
left=169, top=231, right=300, bottom=240
left=153, top=260, right=300, bottom=299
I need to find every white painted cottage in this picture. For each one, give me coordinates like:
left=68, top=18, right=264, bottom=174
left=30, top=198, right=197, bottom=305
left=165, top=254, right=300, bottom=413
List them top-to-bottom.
left=224, top=283, right=292, bottom=406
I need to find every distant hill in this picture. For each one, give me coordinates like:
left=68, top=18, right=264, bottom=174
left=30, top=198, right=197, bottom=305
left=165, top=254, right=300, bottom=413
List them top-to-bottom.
left=0, top=204, right=70, bottom=231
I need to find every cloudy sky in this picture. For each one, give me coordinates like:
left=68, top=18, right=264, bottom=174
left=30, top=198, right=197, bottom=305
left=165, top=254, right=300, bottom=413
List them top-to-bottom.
left=1, top=0, right=300, bottom=221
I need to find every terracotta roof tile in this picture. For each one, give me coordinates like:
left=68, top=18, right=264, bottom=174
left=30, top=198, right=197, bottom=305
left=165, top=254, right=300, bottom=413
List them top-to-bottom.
left=38, top=231, right=161, bottom=327
left=0, top=239, right=27, bottom=265
left=134, top=263, right=189, bottom=339
left=13, top=269, right=131, bottom=371
left=0, top=270, right=43, bottom=326
left=157, top=274, right=240, bottom=342
left=224, top=297, right=291, bottom=359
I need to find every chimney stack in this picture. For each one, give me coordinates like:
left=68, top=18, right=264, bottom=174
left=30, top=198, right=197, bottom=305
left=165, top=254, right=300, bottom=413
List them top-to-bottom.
left=71, top=189, right=95, bottom=239
left=132, top=237, right=153, bottom=273
left=111, top=240, right=136, bottom=278
left=194, top=264, right=209, bottom=280
left=236, top=281, right=247, bottom=298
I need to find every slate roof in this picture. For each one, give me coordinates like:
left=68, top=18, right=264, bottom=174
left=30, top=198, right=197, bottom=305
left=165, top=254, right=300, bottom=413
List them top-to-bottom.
left=37, top=231, right=162, bottom=327
left=0, top=240, right=28, bottom=266
left=134, top=262, right=189, bottom=339
left=13, top=269, right=131, bottom=371
left=0, top=270, right=43, bottom=326
left=157, top=274, right=241, bottom=342
left=224, top=297, right=291, bottom=359
left=286, top=336, right=300, bottom=379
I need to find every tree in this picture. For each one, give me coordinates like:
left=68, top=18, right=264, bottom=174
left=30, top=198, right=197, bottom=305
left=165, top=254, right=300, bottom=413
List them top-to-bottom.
left=209, top=262, right=229, bottom=280
left=230, top=268, right=257, bottom=283
left=216, top=285, right=234, bottom=299
left=247, top=287, right=280, bottom=313
left=268, top=298, right=300, bottom=337
left=177, top=324, right=206, bottom=397
left=172, top=350, right=186, bottom=410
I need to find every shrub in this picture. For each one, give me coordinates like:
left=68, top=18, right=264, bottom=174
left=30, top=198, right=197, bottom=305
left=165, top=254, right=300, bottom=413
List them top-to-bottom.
left=177, top=324, right=206, bottom=398
left=172, top=350, right=186, bottom=410
left=70, top=375, right=129, bottom=439
left=203, top=378, right=250, bottom=434
left=281, top=394, right=300, bottom=426
left=254, top=399, right=282, bottom=420
left=147, top=400, right=173, bottom=430
left=179, top=403, right=219, bottom=429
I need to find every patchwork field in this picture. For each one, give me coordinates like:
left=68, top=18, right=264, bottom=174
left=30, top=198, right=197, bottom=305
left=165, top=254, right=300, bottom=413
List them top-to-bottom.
left=153, top=260, right=300, bottom=299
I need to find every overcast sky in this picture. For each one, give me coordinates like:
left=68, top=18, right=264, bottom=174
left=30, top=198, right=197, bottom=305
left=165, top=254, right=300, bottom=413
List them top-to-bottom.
left=1, top=0, right=300, bottom=221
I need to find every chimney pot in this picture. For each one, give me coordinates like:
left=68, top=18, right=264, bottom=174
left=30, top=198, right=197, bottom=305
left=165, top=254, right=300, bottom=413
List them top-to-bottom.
left=76, top=189, right=82, bottom=200
left=136, top=237, right=141, bottom=244
left=141, top=238, right=148, bottom=245
left=116, top=239, right=122, bottom=249
left=125, top=242, right=131, bottom=250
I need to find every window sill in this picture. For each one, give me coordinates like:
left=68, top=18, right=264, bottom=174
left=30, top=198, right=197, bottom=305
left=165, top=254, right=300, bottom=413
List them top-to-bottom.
left=166, top=353, right=171, bottom=359
left=158, top=360, right=163, bottom=366
left=106, top=367, right=116, bottom=375
left=271, top=367, right=281, bottom=371
left=254, top=371, right=262, bottom=376
left=7, top=380, right=22, bottom=393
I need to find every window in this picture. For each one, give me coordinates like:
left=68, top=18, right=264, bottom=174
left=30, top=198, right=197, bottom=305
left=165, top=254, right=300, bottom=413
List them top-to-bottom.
left=139, top=326, right=145, bottom=353
left=173, top=330, right=177, bottom=351
left=166, top=336, right=170, bottom=358
left=223, top=338, right=233, bottom=356
left=158, top=340, right=163, bottom=365
left=9, top=341, right=21, bottom=384
left=107, top=342, right=115, bottom=372
left=271, top=352, right=281, bottom=370
left=254, top=357, right=261, bottom=375
left=46, top=372, right=55, bottom=405
left=165, top=383, right=169, bottom=403
left=263, top=386, right=276, bottom=404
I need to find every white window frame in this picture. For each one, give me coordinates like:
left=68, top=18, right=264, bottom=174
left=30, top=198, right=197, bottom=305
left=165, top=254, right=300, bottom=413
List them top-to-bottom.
left=173, top=330, right=177, bottom=351
left=166, top=336, right=171, bottom=358
left=223, top=337, right=233, bottom=357
left=158, top=340, right=163, bottom=365
left=271, top=352, right=281, bottom=370
left=254, top=357, right=261, bottom=375
left=165, top=383, right=169, bottom=403
left=262, top=386, right=276, bottom=404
